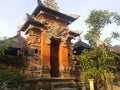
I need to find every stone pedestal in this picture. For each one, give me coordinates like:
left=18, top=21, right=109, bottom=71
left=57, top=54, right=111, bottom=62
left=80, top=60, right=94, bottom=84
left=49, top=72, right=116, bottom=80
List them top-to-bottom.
left=88, top=79, right=94, bottom=90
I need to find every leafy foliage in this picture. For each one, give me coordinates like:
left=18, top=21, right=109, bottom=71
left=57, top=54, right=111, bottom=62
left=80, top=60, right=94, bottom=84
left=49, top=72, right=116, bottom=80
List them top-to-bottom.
left=77, top=9, right=120, bottom=89
left=84, top=10, right=120, bottom=46
left=85, top=10, right=111, bottom=29
left=112, top=12, right=120, bottom=25
left=111, top=31, right=120, bottom=41
left=0, top=37, right=17, bottom=55
left=77, top=47, right=119, bottom=86
left=77, top=49, right=97, bottom=82
left=0, top=69, right=23, bottom=88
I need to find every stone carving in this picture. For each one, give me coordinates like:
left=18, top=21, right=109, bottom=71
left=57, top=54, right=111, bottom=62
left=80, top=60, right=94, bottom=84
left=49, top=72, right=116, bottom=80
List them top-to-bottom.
left=43, top=0, right=59, bottom=11
left=24, top=13, right=47, bottom=25
left=44, top=22, right=70, bottom=46
left=25, top=25, right=44, bottom=35
left=27, top=55, right=42, bottom=77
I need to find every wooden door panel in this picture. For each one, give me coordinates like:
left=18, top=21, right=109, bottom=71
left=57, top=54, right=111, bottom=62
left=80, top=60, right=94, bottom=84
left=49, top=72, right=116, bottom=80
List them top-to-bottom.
left=50, top=40, right=60, bottom=77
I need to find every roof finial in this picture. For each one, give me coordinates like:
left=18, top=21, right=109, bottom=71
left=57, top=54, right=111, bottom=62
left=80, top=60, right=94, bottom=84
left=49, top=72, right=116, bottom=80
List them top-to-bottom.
left=43, top=0, right=59, bottom=11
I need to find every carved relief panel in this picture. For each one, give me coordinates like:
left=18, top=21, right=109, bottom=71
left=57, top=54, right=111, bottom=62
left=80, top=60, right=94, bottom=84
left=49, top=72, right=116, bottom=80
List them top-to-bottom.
left=44, top=22, right=70, bottom=47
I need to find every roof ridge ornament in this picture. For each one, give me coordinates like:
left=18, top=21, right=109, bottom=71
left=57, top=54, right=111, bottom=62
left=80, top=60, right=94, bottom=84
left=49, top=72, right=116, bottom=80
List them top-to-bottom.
left=37, top=0, right=59, bottom=11
left=43, top=0, right=59, bottom=11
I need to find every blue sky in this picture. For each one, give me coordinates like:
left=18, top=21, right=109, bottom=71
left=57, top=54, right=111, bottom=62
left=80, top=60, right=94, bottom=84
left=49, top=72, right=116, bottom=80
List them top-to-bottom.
left=0, top=0, right=120, bottom=45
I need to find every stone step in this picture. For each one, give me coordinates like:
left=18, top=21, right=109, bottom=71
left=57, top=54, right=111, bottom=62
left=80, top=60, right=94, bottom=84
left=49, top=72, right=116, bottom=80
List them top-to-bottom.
left=55, top=88, right=77, bottom=90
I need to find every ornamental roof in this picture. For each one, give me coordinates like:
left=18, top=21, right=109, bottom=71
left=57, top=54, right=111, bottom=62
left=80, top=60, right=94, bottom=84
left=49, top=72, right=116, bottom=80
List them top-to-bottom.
left=20, top=2, right=79, bottom=32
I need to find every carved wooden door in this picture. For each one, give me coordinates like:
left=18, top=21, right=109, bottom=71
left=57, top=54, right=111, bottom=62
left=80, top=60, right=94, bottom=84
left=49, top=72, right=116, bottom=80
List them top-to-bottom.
left=50, top=39, right=60, bottom=77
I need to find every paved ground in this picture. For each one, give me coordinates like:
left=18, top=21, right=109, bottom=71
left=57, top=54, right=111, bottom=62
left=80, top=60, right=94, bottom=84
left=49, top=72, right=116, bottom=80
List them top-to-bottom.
left=113, top=85, right=120, bottom=90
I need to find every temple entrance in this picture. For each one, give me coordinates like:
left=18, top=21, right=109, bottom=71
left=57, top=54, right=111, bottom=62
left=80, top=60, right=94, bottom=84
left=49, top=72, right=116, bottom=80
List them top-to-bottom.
left=50, top=39, right=60, bottom=77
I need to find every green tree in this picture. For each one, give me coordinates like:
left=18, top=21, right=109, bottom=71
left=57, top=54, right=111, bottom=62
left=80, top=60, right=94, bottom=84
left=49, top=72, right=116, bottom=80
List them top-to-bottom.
left=77, top=10, right=120, bottom=89
left=84, top=10, right=120, bottom=47
left=85, top=10, right=111, bottom=46
left=0, top=37, right=16, bottom=55
left=77, top=47, right=119, bottom=89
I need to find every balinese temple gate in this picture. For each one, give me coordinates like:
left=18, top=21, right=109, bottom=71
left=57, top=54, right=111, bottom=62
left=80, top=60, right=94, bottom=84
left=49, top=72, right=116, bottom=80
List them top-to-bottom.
left=20, top=0, right=80, bottom=78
